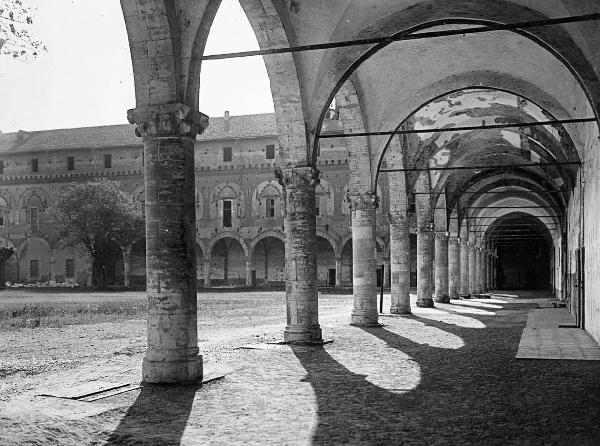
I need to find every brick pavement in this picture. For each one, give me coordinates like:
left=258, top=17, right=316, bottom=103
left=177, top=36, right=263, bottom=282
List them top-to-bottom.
left=516, top=307, right=600, bottom=360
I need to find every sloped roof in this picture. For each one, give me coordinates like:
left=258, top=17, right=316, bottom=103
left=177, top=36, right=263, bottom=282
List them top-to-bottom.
left=0, top=113, right=279, bottom=154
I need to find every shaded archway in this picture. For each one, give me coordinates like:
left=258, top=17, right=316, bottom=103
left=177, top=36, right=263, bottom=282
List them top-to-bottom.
left=251, top=234, right=285, bottom=286
left=317, top=236, right=336, bottom=287
left=209, top=237, right=248, bottom=286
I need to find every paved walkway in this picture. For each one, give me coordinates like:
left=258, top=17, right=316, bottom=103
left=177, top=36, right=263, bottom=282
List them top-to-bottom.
left=2, top=291, right=600, bottom=445
left=516, top=307, right=600, bottom=360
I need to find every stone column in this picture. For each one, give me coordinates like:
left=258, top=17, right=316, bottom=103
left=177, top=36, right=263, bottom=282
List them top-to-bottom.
left=128, top=103, right=208, bottom=384
left=275, top=167, right=322, bottom=343
left=348, top=192, right=380, bottom=325
left=389, top=213, right=411, bottom=314
left=417, top=224, right=434, bottom=307
left=434, top=233, right=449, bottom=303
left=448, top=237, right=460, bottom=300
left=459, top=240, right=470, bottom=298
left=468, top=243, right=477, bottom=296
left=475, top=247, right=482, bottom=294
left=479, top=248, right=486, bottom=292
left=204, top=257, right=211, bottom=288
left=335, top=257, right=342, bottom=288
left=383, top=257, right=391, bottom=288
left=245, top=258, right=252, bottom=286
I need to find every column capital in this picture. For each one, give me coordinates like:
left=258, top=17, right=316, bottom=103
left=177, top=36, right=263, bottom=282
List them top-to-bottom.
left=127, top=103, right=209, bottom=138
left=274, top=166, right=321, bottom=189
left=347, top=192, right=379, bottom=211
left=388, top=211, right=408, bottom=226
left=417, top=223, right=435, bottom=233
left=435, top=232, right=449, bottom=240
left=448, top=236, right=460, bottom=245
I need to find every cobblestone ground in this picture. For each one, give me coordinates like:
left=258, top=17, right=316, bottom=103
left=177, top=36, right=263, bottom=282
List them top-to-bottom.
left=1, top=291, right=599, bottom=445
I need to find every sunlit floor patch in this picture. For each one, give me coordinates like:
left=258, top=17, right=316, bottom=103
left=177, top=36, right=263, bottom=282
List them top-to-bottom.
left=451, top=300, right=503, bottom=309
left=436, top=303, right=497, bottom=315
left=413, top=306, right=487, bottom=329
left=383, top=315, right=466, bottom=349
left=324, top=327, right=421, bottom=394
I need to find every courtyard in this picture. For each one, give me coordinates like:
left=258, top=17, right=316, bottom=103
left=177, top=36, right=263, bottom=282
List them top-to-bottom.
left=0, top=289, right=598, bottom=445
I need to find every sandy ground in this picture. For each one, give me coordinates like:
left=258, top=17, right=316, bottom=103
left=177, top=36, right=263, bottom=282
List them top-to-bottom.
left=0, top=290, right=599, bottom=445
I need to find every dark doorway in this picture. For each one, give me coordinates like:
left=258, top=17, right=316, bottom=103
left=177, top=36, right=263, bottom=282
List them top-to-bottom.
left=328, top=269, right=336, bottom=287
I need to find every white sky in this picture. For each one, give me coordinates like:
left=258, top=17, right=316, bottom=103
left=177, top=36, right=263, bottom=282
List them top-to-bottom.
left=0, top=0, right=274, bottom=133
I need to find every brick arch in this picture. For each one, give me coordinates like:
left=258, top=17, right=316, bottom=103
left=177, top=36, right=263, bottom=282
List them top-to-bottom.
left=307, top=6, right=599, bottom=162
left=20, top=187, right=50, bottom=209
left=315, top=229, right=338, bottom=256
left=249, top=230, right=285, bottom=255
left=207, top=231, right=250, bottom=259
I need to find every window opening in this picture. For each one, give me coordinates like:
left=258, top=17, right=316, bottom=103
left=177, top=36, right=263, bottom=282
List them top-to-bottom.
left=223, top=200, right=232, bottom=227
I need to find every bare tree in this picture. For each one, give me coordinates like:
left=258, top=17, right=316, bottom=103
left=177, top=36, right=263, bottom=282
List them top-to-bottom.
left=0, top=0, right=45, bottom=60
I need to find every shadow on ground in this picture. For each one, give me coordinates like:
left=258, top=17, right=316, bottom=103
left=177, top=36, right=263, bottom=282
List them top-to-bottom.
left=291, top=298, right=600, bottom=445
left=105, top=384, right=200, bottom=445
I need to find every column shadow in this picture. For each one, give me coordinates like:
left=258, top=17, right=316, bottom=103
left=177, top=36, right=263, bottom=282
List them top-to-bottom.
left=291, top=303, right=600, bottom=445
left=105, top=383, right=200, bottom=445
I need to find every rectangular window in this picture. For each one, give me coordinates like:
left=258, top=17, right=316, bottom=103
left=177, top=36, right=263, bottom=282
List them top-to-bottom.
left=266, top=144, right=275, bottom=160
left=223, top=147, right=232, bottom=162
left=104, top=154, right=112, bottom=168
left=67, top=156, right=75, bottom=171
left=31, top=158, right=38, bottom=173
left=0, top=160, right=4, bottom=174
left=266, top=198, right=275, bottom=218
left=315, top=198, right=320, bottom=216
left=222, top=200, right=232, bottom=227
left=30, top=207, right=39, bottom=233
left=0, top=214, right=4, bottom=227
left=65, top=259, right=75, bottom=278
left=30, top=260, right=39, bottom=279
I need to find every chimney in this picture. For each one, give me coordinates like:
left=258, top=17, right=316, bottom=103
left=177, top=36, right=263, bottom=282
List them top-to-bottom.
left=224, top=110, right=230, bottom=132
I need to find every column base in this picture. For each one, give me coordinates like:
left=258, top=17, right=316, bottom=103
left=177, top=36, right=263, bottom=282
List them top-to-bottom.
left=449, top=293, right=459, bottom=300
left=459, top=293, right=471, bottom=299
left=434, top=295, right=450, bottom=304
left=416, top=298, right=434, bottom=308
left=390, top=305, right=412, bottom=315
left=350, top=310, right=380, bottom=326
left=283, top=324, right=322, bottom=344
left=142, top=354, right=203, bottom=384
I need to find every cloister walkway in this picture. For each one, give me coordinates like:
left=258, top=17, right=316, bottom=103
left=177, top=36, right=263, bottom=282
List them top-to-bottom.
left=1, top=291, right=599, bottom=445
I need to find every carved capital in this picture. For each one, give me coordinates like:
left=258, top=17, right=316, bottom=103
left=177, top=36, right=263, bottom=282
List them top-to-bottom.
left=127, top=103, right=209, bottom=138
left=274, top=166, right=321, bottom=189
left=347, top=192, right=379, bottom=211
left=388, top=211, right=408, bottom=226
left=417, top=224, right=434, bottom=233
left=435, top=232, right=449, bottom=240
left=448, top=237, right=460, bottom=245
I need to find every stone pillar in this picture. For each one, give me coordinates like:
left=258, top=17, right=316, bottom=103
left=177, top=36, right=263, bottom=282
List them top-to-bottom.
left=128, top=103, right=208, bottom=384
left=275, top=167, right=322, bottom=343
left=348, top=192, right=380, bottom=325
left=389, top=213, right=411, bottom=314
left=417, top=224, right=434, bottom=308
left=434, top=233, right=449, bottom=303
left=447, top=237, right=460, bottom=299
left=459, top=241, right=470, bottom=298
left=468, top=243, right=477, bottom=296
left=475, top=247, right=482, bottom=294
left=479, top=248, right=486, bottom=292
left=492, top=256, right=497, bottom=289
left=204, top=257, right=211, bottom=288
left=335, top=257, right=342, bottom=288
left=383, top=257, right=391, bottom=288
left=245, top=258, right=252, bottom=287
